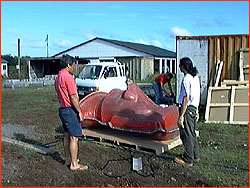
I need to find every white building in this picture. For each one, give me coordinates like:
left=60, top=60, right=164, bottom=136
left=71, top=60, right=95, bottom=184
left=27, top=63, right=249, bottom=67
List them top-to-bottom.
left=29, top=37, right=176, bottom=81
left=1, top=58, right=8, bottom=77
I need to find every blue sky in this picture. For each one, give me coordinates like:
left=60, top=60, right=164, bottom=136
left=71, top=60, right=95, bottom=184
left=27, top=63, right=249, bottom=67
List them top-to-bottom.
left=1, top=1, right=249, bottom=57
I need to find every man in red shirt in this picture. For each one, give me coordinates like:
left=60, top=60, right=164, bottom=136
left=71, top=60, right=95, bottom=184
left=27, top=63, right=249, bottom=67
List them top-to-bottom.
left=55, top=54, right=88, bottom=171
left=153, top=73, right=174, bottom=105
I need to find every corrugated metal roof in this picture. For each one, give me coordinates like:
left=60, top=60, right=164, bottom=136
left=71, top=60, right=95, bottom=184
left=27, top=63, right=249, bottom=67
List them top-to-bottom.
left=53, top=37, right=176, bottom=58
left=98, top=38, right=176, bottom=58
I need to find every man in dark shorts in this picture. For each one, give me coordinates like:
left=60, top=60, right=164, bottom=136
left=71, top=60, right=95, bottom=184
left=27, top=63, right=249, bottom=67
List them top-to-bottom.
left=55, top=54, right=88, bottom=171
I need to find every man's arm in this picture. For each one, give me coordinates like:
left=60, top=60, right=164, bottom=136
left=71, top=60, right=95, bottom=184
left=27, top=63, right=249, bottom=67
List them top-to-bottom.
left=168, top=82, right=174, bottom=95
left=161, top=83, right=168, bottom=96
left=70, top=94, right=83, bottom=121
left=177, top=96, right=189, bottom=128
left=179, top=96, right=189, bottom=117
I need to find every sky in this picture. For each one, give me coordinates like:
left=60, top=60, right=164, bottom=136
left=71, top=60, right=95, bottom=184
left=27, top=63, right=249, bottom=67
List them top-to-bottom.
left=1, top=1, right=249, bottom=57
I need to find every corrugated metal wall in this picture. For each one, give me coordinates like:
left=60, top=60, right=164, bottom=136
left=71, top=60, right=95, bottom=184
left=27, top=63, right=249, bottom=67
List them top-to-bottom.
left=177, top=35, right=249, bottom=86
left=176, top=38, right=209, bottom=105
left=117, top=57, right=154, bottom=81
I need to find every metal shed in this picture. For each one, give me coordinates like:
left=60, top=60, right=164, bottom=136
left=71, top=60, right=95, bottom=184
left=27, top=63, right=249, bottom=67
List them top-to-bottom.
left=176, top=34, right=249, bottom=106
left=28, top=57, right=88, bottom=79
left=28, top=57, right=61, bottom=79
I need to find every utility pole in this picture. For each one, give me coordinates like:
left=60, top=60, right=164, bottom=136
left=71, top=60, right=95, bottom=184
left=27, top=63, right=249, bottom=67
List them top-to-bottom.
left=45, top=34, right=49, bottom=57
left=17, top=38, right=21, bottom=76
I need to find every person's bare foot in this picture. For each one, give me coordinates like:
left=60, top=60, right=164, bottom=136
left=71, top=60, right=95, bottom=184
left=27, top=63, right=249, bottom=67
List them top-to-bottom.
left=65, top=159, right=80, bottom=166
left=70, top=164, right=88, bottom=171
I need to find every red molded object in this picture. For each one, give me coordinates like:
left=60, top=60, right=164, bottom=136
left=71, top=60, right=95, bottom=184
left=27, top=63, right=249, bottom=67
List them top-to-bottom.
left=80, top=83, right=179, bottom=140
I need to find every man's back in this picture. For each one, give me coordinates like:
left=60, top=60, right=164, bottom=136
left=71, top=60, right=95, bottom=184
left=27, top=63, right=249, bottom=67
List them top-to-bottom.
left=55, top=70, right=77, bottom=108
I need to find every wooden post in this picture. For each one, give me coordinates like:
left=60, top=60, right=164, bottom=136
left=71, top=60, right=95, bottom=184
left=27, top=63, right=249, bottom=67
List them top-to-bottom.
left=239, top=50, right=244, bottom=81
left=159, top=59, right=162, bottom=74
left=28, top=60, right=30, bottom=80
left=215, top=61, right=223, bottom=87
left=229, top=86, right=236, bottom=123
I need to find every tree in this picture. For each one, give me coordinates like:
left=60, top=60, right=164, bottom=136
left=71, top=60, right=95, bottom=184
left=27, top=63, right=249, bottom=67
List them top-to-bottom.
left=1, top=54, right=30, bottom=79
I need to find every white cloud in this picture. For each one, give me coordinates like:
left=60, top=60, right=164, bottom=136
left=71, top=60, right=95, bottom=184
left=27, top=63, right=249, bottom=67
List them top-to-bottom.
left=107, top=4, right=123, bottom=9
left=86, top=12, right=105, bottom=16
left=125, top=13, right=138, bottom=17
left=157, top=15, right=168, bottom=19
left=191, top=18, right=212, bottom=27
left=214, top=18, right=232, bottom=27
left=107, top=19, right=124, bottom=23
left=6, top=27, right=20, bottom=36
left=171, top=27, right=190, bottom=36
left=84, top=32, right=96, bottom=40
left=134, top=39, right=149, bottom=45
left=55, top=40, right=73, bottom=48
left=152, top=40, right=162, bottom=47
left=30, top=41, right=46, bottom=48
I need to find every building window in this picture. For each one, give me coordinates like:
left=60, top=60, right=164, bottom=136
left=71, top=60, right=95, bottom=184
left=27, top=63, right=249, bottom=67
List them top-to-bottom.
left=154, top=59, right=160, bottom=74
left=172, top=59, right=176, bottom=74
left=162, top=60, right=165, bottom=73
left=167, top=60, right=170, bottom=71
left=3, top=65, right=6, bottom=70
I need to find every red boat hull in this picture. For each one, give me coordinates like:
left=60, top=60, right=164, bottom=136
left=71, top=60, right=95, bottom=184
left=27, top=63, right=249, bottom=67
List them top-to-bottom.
left=80, top=83, right=179, bottom=140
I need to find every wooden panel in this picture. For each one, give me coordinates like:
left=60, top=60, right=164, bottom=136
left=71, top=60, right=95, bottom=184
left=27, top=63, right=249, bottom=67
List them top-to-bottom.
left=209, top=35, right=249, bottom=84
left=220, top=37, right=225, bottom=81
left=228, top=37, right=234, bottom=79
left=208, top=38, right=216, bottom=86
left=242, top=51, right=249, bottom=66
left=244, top=68, right=249, bottom=80
left=205, top=86, right=249, bottom=124
left=235, top=88, right=249, bottom=103
left=211, top=90, right=231, bottom=103
left=209, top=106, right=230, bottom=121
left=234, top=106, right=249, bottom=121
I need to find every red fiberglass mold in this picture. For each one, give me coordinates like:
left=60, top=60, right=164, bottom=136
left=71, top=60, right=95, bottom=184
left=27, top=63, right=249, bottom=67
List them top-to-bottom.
left=79, top=83, right=179, bottom=140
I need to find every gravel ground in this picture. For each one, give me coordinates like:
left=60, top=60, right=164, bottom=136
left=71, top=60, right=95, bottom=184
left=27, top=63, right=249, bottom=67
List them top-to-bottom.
left=1, top=123, right=220, bottom=187
left=1, top=124, right=39, bottom=140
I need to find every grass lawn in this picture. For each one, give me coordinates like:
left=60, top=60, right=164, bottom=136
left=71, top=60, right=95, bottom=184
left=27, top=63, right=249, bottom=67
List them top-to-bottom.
left=1, top=86, right=249, bottom=186
left=167, top=122, right=249, bottom=186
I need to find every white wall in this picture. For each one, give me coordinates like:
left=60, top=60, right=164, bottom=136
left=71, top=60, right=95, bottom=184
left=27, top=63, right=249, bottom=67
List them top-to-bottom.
left=176, top=39, right=209, bottom=106
left=1, top=63, right=8, bottom=77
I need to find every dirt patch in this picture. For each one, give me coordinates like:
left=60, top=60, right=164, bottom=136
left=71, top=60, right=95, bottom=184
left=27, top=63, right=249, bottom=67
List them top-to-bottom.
left=1, top=123, right=220, bottom=187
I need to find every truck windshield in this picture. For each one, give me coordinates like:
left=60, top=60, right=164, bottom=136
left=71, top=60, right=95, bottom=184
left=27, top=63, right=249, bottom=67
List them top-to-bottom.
left=79, top=65, right=102, bottom=79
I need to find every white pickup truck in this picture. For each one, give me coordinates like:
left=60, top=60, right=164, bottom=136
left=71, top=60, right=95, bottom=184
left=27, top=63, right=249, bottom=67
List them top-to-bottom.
left=76, top=61, right=127, bottom=97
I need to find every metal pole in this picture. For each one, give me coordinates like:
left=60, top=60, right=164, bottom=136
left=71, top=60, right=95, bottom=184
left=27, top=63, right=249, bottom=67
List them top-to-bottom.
left=46, top=34, right=49, bottom=57
left=18, top=38, right=21, bottom=76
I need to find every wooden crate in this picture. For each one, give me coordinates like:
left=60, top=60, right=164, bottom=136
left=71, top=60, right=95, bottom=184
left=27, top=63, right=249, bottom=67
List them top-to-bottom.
left=239, top=48, right=249, bottom=81
left=221, top=80, right=249, bottom=87
left=205, top=85, right=249, bottom=124
left=82, top=128, right=184, bottom=155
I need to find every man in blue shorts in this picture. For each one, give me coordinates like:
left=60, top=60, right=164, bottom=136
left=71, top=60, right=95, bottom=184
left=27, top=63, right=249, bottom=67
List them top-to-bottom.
left=55, top=54, right=88, bottom=171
